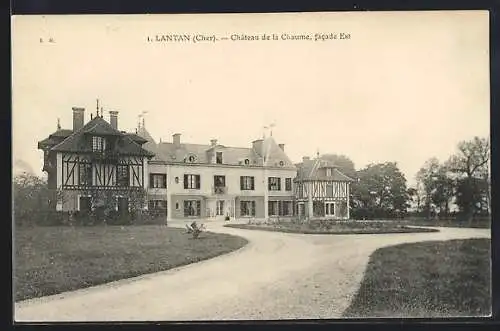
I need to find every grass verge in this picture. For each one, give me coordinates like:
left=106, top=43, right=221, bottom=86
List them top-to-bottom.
left=224, top=223, right=439, bottom=235
left=14, top=225, right=248, bottom=302
left=342, top=238, right=491, bottom=318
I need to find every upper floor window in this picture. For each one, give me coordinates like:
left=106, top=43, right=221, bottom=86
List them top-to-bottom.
left=92, top=136, right=106, bottom=152
left=216, top=152, right=223, bottom=164
left=79, top=163, right=92, bottom=186
left=117, top=165, right=129, bottom=187
left=326, top=168, right=333, bottom=176
left=150, top=173, right=167, bottom=188
left=184, top=174, right=201, bottom=189
left=214, top=175, right=226, bottom=187
left=240, top=176, right=255, bottom=190
left=268, top=177, right=281, bottom=191
left=285, top=178, right=292, bottom=191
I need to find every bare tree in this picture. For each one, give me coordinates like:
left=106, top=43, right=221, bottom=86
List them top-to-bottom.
left=446, top=136, right=490, bottom=223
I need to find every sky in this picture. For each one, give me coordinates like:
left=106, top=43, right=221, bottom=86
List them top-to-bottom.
left=11, top=11, right=490, bottom=185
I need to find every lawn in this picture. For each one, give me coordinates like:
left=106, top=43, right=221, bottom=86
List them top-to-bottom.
left=400, top=219, right=491, bottom=229
left=225, top=221, right=439, bottom=235
left=13, top=225, right=248, bottom=302
left=342, top=238, right=491, bottom=318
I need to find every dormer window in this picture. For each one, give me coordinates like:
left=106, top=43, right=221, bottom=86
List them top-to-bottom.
left=92, top=136, right=106, bottom=152
left=216, top=152, right=223, bottom=164
left=186, top=154, right=197, bottom=163
left=244, top=159, right=250, bottom=165
left=279, top=160, right=285, bottom=167
left=326, top=168, right=333, bottom=176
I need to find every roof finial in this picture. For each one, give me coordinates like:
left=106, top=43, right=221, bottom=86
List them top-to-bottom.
left=96, top=98, right=100, bottom=116
left=100, top=107, right=104, bottom=118
left=142, top=111, right=148, bottom=128
left=56, top=118, right=61, bottom=130
left=269, top=122, right=276, bottom=137
left=316, top=149, right=320, bottom=158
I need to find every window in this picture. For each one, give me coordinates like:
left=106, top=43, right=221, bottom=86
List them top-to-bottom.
left=92, top=136, right=106, bottom=152
left=216, top=152, right=223, bottom=164
left=186, top=154, right=197, bottom=163
left=244, top=159, right=250, bottom=165
left=279, top=160, right=284, bottom=166
left=79, top=163, right=92, bottom=186
left=117, top=165, right=129, bottom=187
left=326, top=168, right=333, bottom=176
left=150, top=174, right=167, bottom=188
left=184, top=174, right=201, bottom=189
left=214, top=175, right=225, bottom=187
left=214, top=175, right=226, bottom=194
left=240, top=176, right=255, bottom=190
left=268, top=177, right=281, bottom=191
left=285, top=178, right=292, bottom=191
left=79, top=196, right=91, bottom=212
left=184, top=200, right=201, bottom=217
left=216, top=200, right=225, bottom=216
left=269, top=200, right=294, bottom=216
left=240, top=201, right=256, bottom=216
left=268, top=201, right=279, bottom=216
left=282, top=201, right=293, bottom=216
left=325, top=202, right=335, bottom=216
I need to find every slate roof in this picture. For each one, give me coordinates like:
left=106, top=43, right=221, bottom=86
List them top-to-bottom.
left=39, top=116, right=154, bottom=157
left=137, top=127, right=295, bottom=169
left=37, top=129, right=72, bottom=149
left=295, top=158, right=355, bottom=182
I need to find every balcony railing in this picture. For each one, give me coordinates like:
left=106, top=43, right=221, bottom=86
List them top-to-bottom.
left=213, top=186, right=227, bottom=195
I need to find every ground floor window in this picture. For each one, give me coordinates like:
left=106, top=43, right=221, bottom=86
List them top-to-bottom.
left=79, top=196, right=91, bottom=212
left=184, top=200, right=201, bottom=217
left=216, top=200, right=225, bottom=216
left=269, top=200, right=293, bottom=216
left=240, top=201, right=256, bottom=216
left=268, top=201, right=279, bottom=216
left=281, top=201, right=293, bottom=216
left=313, top=201, right=324, bottom=217
left=296, top=202, right=306, bottom=217
left=325, top=202, right=335, bottom=216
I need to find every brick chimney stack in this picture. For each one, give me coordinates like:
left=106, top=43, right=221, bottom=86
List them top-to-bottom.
left=72, top=107, right=85, bottom=132
left=109, top=111, right=119, bottom=130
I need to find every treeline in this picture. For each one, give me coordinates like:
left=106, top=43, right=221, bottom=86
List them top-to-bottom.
left=322, top=136, right=490, bottom=224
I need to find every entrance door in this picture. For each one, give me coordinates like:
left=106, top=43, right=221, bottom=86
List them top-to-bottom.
left=216, top=200, right=225, bottom=216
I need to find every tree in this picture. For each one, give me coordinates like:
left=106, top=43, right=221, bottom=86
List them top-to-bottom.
left=446, top=136, right=490, bottom=223
left=415, top=158, right=455, bottom=219
left=352, top=162, right=410, bottom=219
left=13, top=173, right=52, bottom=226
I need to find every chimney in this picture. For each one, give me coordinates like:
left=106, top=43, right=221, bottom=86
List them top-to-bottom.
left=72, top=107, right=85, bottom=132
left=109, top=111, right=119, bottom=130
left=173, top=133, right=181, bottom=148
left=210, top=139, right=218, bottom=147
left=252, top=139, right=264, bottom=156
left=278, top=143, right=285, bottom=151
left=302, top=156, right=310, bottom=162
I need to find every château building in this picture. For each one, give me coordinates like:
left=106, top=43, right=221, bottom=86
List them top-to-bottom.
left=37, top=106, right=355, bottom=221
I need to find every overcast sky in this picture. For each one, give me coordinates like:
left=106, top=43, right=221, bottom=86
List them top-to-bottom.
left=12, top=11, right=489, bottom=185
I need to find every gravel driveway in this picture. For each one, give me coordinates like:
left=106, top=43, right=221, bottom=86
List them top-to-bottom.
left=14, top=221, right=490, bottom=322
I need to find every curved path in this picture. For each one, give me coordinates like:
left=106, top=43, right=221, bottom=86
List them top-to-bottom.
left=14, top=221, right=490, bottom=321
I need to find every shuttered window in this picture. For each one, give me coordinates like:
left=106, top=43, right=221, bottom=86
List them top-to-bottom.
left=184, top=174, right=201, bottom=189
left=240, top=176, right=255, bottom=190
